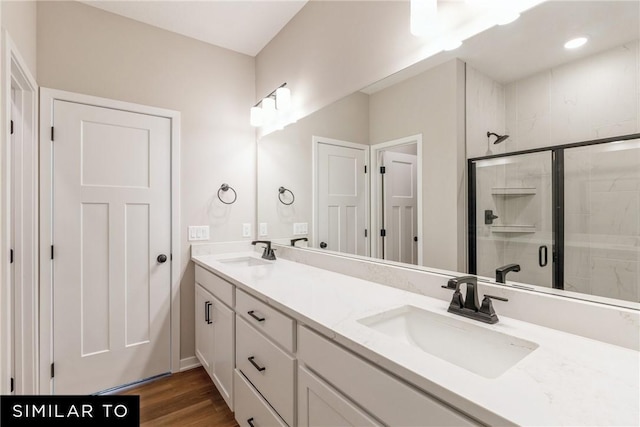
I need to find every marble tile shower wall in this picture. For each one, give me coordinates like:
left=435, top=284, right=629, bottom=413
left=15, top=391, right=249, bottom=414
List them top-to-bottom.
left=503, top=40, right=640, bottom=151
left=564, top=142, right=640, bottom=303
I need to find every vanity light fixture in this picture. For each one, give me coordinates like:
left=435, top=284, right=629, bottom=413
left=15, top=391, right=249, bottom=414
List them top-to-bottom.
left=564, top=36, right=588, bottom=50
left=250, top=82, right=292, bottom=128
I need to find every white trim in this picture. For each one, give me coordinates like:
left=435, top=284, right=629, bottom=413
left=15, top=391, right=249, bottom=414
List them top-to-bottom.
left=1, top=31, right=39, bottom=395
left=39, top=88, right=182, bottom=393
left=370, top=134, right=424, bottom=266
left=311, top=136, right=370, bottom=256
left=179, top=356, right=201, bottom=372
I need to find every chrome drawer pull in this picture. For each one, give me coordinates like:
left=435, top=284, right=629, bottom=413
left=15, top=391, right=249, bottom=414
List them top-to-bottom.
left=248, top=310, right=265, bottom=322
left=248, top=356, right=266, bottom=372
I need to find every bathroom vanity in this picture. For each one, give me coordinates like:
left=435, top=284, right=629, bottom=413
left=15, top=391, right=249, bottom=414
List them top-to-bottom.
left=192, top=244, right=639, bottom=427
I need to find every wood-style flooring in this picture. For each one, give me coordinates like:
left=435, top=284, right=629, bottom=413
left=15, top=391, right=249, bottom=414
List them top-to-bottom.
left=118, top=367, right=239, bottom=427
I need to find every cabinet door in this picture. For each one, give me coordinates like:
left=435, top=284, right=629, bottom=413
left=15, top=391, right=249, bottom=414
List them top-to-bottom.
left=195, top=284, right=213, bottom=373
left=211, top=297, right=234, bottom=410
left=298, top=366, right=381, bottom=427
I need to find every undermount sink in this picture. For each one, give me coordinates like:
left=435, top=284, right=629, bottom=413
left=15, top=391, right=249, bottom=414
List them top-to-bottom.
left=218, top=257, right=270, bottom=267
left=358, top=305, right=538, bottom=379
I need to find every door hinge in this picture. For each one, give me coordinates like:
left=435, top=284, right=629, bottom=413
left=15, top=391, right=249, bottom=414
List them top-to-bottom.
left=10, top=120, right=14, bottom=135
left=51, top=126, right=54, bottom=141
left=364, top=165, right=367, bottom=174
left=380, top=166, right=386, bottom=174
left=364, top=229, right=368, bottom=238
left=380, top=229, right=386, bottom=237
left=51, top=245, right=54, bottom=260
left=10, top=249, right=14, bottom=264
left=170, top=253, right=173, bottom=261
left=51, top=363, right=55, bottom=378
left=10, top=377, right=14, bottom=393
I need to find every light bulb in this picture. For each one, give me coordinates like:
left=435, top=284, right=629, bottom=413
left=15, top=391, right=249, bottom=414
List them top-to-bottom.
left=564, top=37, right=588, bottom=50
left=276, top=87, right=291, bottom=111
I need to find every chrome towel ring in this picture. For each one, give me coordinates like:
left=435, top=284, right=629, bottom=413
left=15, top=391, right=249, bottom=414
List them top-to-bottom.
left=218, top=183, right=237, bottom=205
left=278, top=186, right=295, bottom=205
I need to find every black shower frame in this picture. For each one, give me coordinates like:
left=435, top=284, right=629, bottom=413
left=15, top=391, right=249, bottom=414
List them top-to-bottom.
left=467, top=132, right=640, bottom=289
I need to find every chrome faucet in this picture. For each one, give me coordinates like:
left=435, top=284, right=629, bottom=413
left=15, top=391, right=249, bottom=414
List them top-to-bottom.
left=251, top=240, right=276, bottom=260
left=495, top=264, right=521, bottom=283
left=442, top=276, right=508, bottom=324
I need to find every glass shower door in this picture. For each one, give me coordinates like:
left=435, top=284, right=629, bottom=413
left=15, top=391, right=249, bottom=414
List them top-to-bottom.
left=564, top=138, right=640, bottom=302
left=472, top=151, right=554, bottom=287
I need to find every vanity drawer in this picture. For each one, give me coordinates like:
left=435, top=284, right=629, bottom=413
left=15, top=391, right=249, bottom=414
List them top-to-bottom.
left=195, top=265, right=234, bottom=307
left=236, top=289, right=295, bottom=352
left=236, top=316, right=295, bottom=426
left=298, top=326, right=477, bottom=427
left=234, top=369, right=287, bottom=427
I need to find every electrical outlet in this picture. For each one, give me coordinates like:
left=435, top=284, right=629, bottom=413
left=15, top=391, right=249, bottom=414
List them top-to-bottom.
left=242, top=223, right=251, bottom=238
left=259, top=223, right=268, bottom=237
left=188, top=226, right=210, bottom=241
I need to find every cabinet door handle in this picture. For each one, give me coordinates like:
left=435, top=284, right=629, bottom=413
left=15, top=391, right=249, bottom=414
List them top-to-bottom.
left=538, top=245, right=548, bottom=267
left=205, top=301, right=212, bottom=324
left=247, top=310, right=265, bottom=322
left=248, top=356, right=266, bottom=372
left=247, top=418, right=256, bottom=427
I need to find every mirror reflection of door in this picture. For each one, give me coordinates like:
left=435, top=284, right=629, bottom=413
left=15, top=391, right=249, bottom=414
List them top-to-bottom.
left=372, top=136, right=421, bottom=265
left=314, top=137, right=369, bottom=256
left=379, top=151, right=418, bottom=264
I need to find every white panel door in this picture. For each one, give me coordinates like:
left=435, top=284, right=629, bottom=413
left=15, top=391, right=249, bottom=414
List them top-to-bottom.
left=52, top=100, right=171, bottom=394
left=317, top=141, right=367, bottom=256
left=382, top=152, right=418, bottom=264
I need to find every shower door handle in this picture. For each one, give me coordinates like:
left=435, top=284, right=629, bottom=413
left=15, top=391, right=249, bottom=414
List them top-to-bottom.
left=538, top=245, right=548, bottom=267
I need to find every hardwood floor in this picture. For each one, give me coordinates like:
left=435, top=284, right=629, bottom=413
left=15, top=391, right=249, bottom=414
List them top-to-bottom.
left=118, top=367, right=238, bottom=427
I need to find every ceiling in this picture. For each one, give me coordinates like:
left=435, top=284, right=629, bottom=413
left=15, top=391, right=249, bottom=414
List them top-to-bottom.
left=80, top=0, right=308, bottom=56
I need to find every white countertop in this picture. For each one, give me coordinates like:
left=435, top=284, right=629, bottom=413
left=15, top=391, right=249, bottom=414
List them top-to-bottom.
left=192, top=252, right=640, bottom=426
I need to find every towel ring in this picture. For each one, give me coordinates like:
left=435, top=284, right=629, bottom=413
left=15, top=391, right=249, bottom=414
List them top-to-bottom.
left=218, top=183, right=237, bottom=205
left=278, top=186, right=295, bottom=206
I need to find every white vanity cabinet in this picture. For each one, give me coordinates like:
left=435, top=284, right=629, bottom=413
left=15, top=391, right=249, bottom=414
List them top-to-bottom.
left=194, top=266, right=235, bottom=410
left=235, top=289, right=296, bottom=426
left=297, top=326, right=479, bottom=427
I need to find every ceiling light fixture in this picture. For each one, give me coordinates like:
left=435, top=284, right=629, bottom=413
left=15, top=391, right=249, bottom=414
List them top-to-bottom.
left=410, top=0, right=438, bottom=36
left=495, top=10, right=520, bottom=25
left=564, top=36, right=588, bottom=50
left=250, top=83, right=293, bottom=128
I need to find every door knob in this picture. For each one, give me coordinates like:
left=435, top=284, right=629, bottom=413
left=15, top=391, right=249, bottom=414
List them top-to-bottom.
left=320, top=242, right=327, bottom=249
left=157, top=254, right=168, bottom=264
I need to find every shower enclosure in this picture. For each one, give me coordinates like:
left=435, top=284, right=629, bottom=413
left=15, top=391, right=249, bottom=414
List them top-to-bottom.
left=468, top=133, right=640, bottom=303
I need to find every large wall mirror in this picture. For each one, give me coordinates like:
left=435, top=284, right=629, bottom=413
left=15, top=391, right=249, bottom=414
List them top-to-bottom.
left=257, top=1, right=640, bottom=308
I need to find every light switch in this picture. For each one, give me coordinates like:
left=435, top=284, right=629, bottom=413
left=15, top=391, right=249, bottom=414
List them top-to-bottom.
left=242, top=223, right=252, bottom=238
left=259, top=223, right=268, bottom=237
left=293, top=223, right=309, bottom=235
left=188, top=226, right=210, bottom=241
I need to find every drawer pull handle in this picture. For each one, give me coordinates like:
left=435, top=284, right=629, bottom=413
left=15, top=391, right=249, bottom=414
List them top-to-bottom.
left=205, top=301, right=212, bottom=324
left=247, top=310, right=265, bottom=322
left=248, top=356, right=266, bottom=372
left=247, top=418, right=256, bottom=427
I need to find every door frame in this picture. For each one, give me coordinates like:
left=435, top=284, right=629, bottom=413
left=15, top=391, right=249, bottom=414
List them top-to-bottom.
left=1, top=31, right=39, bottom=395
left=39, top=88, right=182, bottom=393
left=370, top=134, right=423, bottom=265
left=311, top=136, right=370, bottom=256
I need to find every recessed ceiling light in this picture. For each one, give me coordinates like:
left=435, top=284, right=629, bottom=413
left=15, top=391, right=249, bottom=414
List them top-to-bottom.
left=496, top=11, right=520, bottom=25
left=564, top=37, right=588, bottom=49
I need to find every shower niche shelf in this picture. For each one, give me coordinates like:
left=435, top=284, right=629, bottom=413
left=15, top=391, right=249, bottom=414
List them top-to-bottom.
left=491, top=187, right=537, bottom=195
left=491, top=225, right=536, bottom=233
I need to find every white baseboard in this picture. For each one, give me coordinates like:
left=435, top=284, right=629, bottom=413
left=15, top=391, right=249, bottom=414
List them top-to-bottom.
left=180, top=356, right=201, bottom=371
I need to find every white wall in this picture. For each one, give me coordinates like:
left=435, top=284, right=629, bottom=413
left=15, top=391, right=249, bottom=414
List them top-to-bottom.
left=1, top=0, right=37, bottom=78
left=37, top=1, right=256, bottom=360
left=369, top=59, right=466, bottom=271
left=258, top=91, right=369, bottom=242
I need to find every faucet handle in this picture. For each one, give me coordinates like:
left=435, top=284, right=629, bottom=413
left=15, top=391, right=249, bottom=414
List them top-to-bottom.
left=484, top=294, right=508, bottom=302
